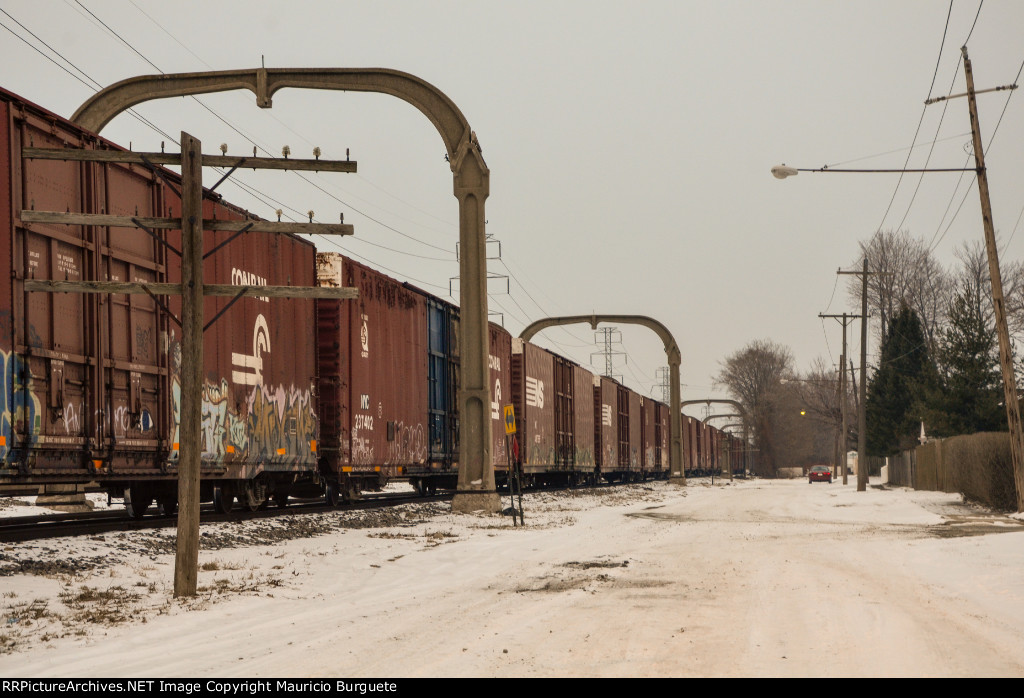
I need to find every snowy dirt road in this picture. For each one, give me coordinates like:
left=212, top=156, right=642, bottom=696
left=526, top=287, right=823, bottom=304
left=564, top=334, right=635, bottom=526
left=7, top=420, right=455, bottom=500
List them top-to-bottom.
left=2, top=478, right=1024, bottom=677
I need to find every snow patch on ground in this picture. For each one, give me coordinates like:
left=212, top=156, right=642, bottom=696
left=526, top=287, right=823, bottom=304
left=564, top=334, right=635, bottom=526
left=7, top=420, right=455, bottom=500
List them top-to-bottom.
left=1, top=478, right=1022, bottom=677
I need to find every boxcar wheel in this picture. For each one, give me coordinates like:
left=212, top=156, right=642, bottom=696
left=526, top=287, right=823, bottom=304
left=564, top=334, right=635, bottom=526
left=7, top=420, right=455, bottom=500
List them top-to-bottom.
left=325, top=481, right=342, bottom=507
left=213, top=486, right=234, bottom=514
left=124, top=488, right=152, bottom=519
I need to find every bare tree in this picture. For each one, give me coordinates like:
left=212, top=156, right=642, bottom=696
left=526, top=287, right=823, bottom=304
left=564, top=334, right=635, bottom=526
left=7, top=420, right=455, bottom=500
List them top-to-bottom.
left=850, top=230, right=951, bottom=354
left=955, top=239, right=1024, bottom=343
left=717, top=339, right=794, bottom=476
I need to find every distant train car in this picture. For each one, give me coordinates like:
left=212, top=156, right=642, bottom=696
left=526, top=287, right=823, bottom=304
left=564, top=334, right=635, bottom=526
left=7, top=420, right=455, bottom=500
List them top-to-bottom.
left=488, top=322, right=514, bottom=480
left=510, top=338, right=599, bottom=485
left=643, top=398, right=669, bottom=477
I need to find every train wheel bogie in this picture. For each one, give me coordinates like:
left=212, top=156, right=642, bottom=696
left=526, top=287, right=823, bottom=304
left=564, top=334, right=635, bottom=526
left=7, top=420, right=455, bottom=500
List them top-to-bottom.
left=240, top=481, right=268, bottom=512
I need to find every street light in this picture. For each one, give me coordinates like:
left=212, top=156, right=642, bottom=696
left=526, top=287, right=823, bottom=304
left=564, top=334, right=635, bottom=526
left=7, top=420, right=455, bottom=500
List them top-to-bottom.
left=771, top=164, right=973, bottom=178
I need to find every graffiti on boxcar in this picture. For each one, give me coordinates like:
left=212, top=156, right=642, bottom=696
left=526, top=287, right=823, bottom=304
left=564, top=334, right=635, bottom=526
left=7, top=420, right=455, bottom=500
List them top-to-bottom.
left=135, top=326, right=153, bottom=358
left=167, top=329, right=317, bottom=464
left=0, top=349, right=42, bottom=461
left=202, top=378, right=231, bottom=458
left=246, top=381, right=315, bottom=461
left=61, top=401, right=81, bottom=434
left=108, top=404, right=154, bottom=436
left=385, top=421, right=426, bottom=464
left=350, top=433, right=374, bottom=464
left=493, top=436, right=507, bottom=465
left=528, top=444, right=555, bottom=466
left=575, top=445, right=594, bottom=467
left=646, top=446, right=656, bottom=469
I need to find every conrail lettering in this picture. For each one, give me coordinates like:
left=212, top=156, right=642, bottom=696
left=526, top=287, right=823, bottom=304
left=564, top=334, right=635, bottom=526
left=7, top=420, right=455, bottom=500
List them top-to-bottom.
left=230, top=267, right=269, bottom=302
left=488, top=354, right=501, bottom=371
left=525, top=376, right=544, bottom=408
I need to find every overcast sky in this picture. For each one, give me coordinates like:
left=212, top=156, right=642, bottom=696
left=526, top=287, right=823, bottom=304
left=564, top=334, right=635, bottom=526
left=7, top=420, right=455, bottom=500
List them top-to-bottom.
left=2, top=0, right=1022, bottom=419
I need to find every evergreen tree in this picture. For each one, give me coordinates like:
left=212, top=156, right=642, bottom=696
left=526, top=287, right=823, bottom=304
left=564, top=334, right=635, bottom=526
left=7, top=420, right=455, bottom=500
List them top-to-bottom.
left=921, top=282, right=1003, bottom=436
left=865, top=306, right=934, bottom=456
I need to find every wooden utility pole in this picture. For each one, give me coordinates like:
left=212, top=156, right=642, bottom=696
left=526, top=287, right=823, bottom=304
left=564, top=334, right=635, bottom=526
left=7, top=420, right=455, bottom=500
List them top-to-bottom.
left=960, top=47, right=1024, bottom=511
left=924, top=48, right=1023, bottom=509
left=176, top=133, right=204, bottom=596
left=21, top=135, right=359, bottom=596
left=836, top=262, right=871, bottom=491
left=819, top=311, right=861, bottom=485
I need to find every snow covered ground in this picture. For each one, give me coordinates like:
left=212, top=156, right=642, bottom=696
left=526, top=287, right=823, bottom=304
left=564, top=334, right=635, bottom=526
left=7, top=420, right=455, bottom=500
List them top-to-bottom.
left=1, top=477, right=1023, bottom=678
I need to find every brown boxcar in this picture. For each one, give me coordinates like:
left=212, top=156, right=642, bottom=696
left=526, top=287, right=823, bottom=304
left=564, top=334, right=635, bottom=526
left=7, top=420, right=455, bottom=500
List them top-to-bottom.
left=0, top=87, right=318, bottom=514
left=0, top=89, right=169, bottom=493
left=171, top=200, right=318, bottom=509
left=316, top=252, right=428, bottom=501
left=488, top=323, right=513, bottom=477
left=510, top=338, right=555, bottom=481
left=510, top=339, right=596, bottom=485
left=571, top=362, right=596, bottom=480
left=594, top=375, right=619, bottom=480
left=594, top=375, right=646, bottom=483
left=628, top=390, right=642, bottom=474
left=642, top=398, right=656, bottom=473
left=642, top=398, right=669, bottom=476
left=655, top=401, right=668, bottom=474
left=683, top=415, right=699, bottom=475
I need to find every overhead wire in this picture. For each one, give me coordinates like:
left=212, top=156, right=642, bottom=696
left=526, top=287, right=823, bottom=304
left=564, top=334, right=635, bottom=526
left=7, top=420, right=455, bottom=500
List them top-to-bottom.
left=75, top=0, right=460, bottom=272
left=874, top=0, right=955, bottom=234
left=73, top=1, right=646, bottom=391
left=9, top=3, right=458, bottom=293
left=927, top=52, right=1024, bottom=256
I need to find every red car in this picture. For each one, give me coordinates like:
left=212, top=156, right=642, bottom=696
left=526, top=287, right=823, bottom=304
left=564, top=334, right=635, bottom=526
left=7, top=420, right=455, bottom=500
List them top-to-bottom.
left=808, top=465, right=833, bottom=483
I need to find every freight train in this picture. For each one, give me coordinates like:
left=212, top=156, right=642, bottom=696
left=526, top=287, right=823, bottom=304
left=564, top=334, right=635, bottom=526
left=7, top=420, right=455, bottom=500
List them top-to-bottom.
left=0, top=86, right=743, bottom=516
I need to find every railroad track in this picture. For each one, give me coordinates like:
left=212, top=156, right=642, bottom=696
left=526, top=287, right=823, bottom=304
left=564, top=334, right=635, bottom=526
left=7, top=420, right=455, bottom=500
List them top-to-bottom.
left=0, top=490, right=451, bottom=543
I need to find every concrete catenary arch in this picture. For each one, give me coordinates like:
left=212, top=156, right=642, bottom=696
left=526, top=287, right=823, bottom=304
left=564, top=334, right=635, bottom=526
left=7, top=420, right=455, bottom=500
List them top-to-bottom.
left=73, top=67, right=500, bottom=513
left=519, top=314, right=684, bottom=485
